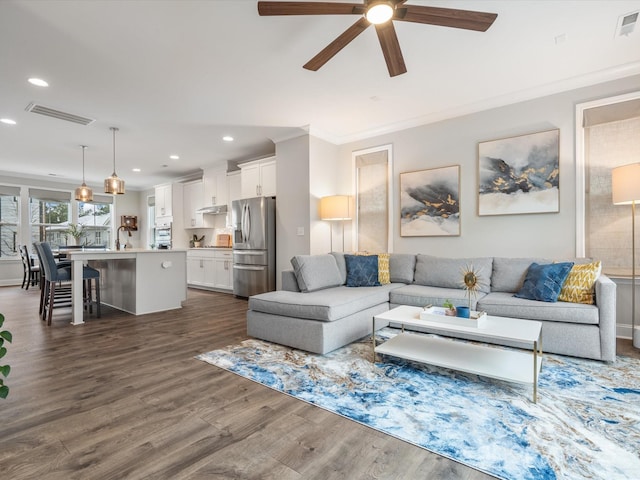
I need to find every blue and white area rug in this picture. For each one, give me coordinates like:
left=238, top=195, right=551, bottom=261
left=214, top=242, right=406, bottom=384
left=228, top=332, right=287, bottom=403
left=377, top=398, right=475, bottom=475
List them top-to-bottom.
left=197, top=328, right=640, bottom=480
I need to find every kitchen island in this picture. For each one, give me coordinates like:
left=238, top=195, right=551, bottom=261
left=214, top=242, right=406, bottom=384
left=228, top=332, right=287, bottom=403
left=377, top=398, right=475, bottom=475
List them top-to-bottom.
left=64, top=248, right=187, bottom=325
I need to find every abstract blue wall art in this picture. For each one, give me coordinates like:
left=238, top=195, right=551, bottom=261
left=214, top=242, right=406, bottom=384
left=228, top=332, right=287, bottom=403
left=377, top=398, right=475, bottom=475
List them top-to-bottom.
left=478, top=129, right=560, bottom=216
left=400, top=165, right=460, bottom=236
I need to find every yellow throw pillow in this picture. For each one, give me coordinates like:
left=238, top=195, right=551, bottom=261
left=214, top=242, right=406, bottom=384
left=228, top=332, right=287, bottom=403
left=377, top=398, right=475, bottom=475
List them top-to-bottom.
left=378, top=253, right=390, bottom=285
left=557, top=261, right=601, bottom=304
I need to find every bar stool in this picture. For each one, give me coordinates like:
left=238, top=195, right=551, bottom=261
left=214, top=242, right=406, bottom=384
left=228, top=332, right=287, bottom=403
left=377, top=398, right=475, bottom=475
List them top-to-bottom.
left=33, top=242, right=71, bottom=316
left=34, top=242, right=101, bottom=325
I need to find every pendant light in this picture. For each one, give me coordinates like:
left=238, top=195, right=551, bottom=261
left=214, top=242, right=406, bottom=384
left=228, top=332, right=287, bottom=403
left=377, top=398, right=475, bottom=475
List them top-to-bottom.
left=104, top=126, right=125, bottom=194
left=75, top=145, right=93, bottom=202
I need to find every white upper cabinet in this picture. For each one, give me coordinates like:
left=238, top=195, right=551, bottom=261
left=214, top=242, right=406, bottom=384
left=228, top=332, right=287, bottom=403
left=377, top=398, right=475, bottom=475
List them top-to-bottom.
left=239, top=157, right=276, bottom=198
left=259, top=160, right=276, bottom=197
left=203, top=167, right=228, bottom=206
left=227, top=171, right=241, bottom=206
left=183, top=180, right=205, bottom=228
left=155, top=183, right=184, bottom=227
left=155, top=184, right=173, bottom=217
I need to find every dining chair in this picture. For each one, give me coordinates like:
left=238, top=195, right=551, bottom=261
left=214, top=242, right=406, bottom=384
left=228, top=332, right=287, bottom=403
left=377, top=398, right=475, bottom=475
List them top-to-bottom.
left=34, top=242, right=101, bottom=325
left=19, top=244, right=40, bottom=289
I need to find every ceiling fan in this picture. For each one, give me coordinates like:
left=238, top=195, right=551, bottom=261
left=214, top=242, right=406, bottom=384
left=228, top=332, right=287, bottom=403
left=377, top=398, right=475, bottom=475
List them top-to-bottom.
left=257, top=1, right=498, bottom=77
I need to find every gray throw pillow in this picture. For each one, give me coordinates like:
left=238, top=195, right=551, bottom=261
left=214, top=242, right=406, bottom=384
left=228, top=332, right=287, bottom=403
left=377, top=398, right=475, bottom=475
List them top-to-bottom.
left=330, top=252, right=347, bottom=285
left=290, top=254, right=343, bottom=292
left=389, top=254, right=416, bottom=284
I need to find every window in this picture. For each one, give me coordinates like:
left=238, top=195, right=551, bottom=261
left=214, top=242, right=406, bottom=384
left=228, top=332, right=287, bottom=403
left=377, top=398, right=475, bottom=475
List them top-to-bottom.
left=577, top=94, right=640, bottom=275
left=353, top=145, right=393, bottom=253
left=0, top=186, right=20, bottom=258
left=29, top=188, right=71, bottom=248
left=78, top=195, right=113, bottom=247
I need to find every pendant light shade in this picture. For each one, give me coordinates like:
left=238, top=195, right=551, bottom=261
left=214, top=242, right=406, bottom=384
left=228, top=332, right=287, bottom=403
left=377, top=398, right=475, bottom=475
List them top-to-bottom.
left=104, top=126, right=125, bottom=195
left=74, top=145, right=93, bottom=202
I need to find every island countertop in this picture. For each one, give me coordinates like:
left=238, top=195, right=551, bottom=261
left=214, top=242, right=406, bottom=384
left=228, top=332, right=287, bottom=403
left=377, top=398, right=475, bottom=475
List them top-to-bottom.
left=65, top=249, right=187, bottom=324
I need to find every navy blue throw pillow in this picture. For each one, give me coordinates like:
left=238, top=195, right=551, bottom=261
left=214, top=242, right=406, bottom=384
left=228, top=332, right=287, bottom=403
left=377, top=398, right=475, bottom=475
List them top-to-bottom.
left=344, top=254, right=380, bottom=287
left=514, top=262, right=574, bottom=302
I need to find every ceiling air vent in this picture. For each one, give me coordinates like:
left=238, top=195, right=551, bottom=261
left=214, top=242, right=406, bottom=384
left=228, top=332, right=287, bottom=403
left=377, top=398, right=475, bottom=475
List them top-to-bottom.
left=616, top=11, right=638, bottom=37
left=25, top=102, right=95, bottom=126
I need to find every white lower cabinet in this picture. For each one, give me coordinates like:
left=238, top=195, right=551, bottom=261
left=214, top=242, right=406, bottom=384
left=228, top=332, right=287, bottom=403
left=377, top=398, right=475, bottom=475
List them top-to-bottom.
left=187, top=249, right=233, bottom=292
left=213, top=251, right=233, bottom=290
left=187, top=255, right=214, bottom=287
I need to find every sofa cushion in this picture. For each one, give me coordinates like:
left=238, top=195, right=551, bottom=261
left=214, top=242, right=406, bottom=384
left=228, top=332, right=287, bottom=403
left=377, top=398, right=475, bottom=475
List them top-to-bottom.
left=330, top=252, right=347, bottom=284
left=291, top=254, right=343, bottom=292
left=345, top=254, right=380, bottom=287
left=389, top=254, right=416, bottom=284
left=414, top=255, right=493, bottom=294
left=491, top=257, right=549, bottom=293
left=557, top=261, right=601, bottom=304
left=514, top=262, right=574, bottom=302
left=248, top=284, right=399, bottom=322
left=390, top=284, right=486, bottom=310
left=477, top=292, right=599, bottom=325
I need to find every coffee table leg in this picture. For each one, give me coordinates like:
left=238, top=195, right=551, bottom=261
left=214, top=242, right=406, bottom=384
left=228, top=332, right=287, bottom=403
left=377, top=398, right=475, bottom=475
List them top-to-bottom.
left=372, top=317, right=376, bottom=363
left=533, top=339, right=540, bottom=403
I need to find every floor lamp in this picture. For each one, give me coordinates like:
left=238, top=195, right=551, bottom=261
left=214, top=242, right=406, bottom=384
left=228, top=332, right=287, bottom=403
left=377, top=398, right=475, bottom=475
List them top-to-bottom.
left=612, top=162, right=640, bottom=349
left=319, top=195, right=352, bottom=252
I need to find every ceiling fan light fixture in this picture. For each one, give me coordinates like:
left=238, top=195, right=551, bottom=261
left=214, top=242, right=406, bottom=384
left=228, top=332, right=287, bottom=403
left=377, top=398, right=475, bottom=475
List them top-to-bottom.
left=366, top=1, right=394, bottom=24
left=104, top=127, right=125, bottom=195
left=75, top=145, right=93, bottom=202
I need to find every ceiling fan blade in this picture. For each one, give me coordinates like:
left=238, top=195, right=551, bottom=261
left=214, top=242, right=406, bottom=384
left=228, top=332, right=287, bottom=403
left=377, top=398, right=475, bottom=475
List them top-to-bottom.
left=258, top=2, right=364, bottom=16
left=396, top=5, right=497, bottom=32
left=303, top=17, right=370, bottom=71
left=374, top=21, right=407, bottom=77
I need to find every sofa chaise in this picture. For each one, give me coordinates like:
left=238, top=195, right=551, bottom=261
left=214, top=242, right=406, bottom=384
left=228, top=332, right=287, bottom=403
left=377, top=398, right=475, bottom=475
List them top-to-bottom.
left=247, top=253, right=616, bottom=361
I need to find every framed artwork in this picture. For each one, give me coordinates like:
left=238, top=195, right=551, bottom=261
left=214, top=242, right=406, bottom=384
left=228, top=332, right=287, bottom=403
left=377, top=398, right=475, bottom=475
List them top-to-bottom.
left=478, top=129, right=559, bottom=216
left=400, top=165, right=460, bottom=237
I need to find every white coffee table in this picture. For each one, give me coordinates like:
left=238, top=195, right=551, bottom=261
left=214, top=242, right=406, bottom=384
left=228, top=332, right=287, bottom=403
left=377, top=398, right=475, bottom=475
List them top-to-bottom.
left=373, top=305, right=543, bottom=403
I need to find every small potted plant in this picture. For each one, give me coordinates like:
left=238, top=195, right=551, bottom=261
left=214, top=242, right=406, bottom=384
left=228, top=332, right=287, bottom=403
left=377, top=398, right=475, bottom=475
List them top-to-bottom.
left=65, top=223, right=86, bottom=246
left=192, top=234, right=205, bottom=248
left=443, top=299, right=456, bottom=316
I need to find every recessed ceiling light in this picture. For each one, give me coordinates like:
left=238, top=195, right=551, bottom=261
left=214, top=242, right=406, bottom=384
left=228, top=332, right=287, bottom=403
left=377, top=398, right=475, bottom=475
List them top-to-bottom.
left=28, top=78, right=49, bottom=87
left=0, top=118, right=16, bottom=125
left=223, top=135, right=234, bottom=142
left=169, top=155, right=180, bottom=160
left=132, top=168, right=141, bottom=172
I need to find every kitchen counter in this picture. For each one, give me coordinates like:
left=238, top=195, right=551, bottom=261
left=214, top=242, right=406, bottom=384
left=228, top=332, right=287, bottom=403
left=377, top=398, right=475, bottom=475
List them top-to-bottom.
left=65, top=249, right=187, bottom=324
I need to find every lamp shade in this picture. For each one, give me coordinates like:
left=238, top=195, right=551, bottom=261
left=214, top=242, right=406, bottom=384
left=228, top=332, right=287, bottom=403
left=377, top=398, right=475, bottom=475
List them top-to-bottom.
left=612, top=163, right=640, bottom=205
left=320, top=195, right=352, bottom=220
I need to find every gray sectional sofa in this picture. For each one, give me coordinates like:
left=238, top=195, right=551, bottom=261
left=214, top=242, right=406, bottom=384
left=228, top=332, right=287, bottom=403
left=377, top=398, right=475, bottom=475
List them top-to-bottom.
left=247, top=253, right=617, bottom=361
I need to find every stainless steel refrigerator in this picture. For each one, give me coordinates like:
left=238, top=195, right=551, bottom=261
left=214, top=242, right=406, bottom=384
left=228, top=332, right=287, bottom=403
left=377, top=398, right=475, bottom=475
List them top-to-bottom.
left=232, top=196, right=276, bottom=297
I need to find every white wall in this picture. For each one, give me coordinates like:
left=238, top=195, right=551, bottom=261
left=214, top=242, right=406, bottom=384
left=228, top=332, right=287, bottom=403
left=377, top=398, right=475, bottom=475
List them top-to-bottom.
left=334, top=74, right=640, bottom=259
left=275, top=134, right=310, bottom=288
left=309, top=136, right=341, bottom=255
left=113, top=190, right=143, bottom=249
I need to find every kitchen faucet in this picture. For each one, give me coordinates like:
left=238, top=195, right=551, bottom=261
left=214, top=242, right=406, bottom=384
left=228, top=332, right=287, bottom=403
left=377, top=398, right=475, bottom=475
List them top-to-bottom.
left=116, top=225, right=132, bottom=251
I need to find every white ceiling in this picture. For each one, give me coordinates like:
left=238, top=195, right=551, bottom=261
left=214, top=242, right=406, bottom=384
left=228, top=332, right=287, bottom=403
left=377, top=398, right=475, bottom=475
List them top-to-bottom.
left=1, top=0, right=639, bottom=191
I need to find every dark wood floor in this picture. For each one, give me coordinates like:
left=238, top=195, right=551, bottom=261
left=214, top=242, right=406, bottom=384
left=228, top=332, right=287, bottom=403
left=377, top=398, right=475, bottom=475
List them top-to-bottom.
left=1, top=286, right=638, bottom=479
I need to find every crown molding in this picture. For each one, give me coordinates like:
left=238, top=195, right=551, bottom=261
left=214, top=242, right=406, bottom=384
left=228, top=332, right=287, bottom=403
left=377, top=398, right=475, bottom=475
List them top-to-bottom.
left=311, top=62, right=640, bottom=146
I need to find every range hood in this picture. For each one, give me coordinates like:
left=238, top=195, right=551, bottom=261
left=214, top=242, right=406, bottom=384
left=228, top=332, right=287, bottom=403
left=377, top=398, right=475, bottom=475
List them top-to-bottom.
left=197, top=204, right=228, bottom=215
